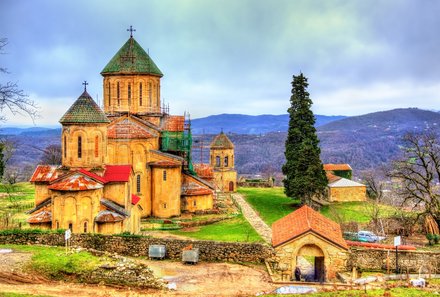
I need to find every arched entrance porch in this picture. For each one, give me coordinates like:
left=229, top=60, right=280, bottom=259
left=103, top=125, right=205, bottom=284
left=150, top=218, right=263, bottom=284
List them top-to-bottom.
left=293, top=244, right=326, bottom=282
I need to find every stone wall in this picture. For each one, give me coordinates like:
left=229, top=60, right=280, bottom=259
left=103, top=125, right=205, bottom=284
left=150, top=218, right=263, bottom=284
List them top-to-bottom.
left=0, top=233, right=273, bottom=263
left=348, top=247, right=440, bottom=273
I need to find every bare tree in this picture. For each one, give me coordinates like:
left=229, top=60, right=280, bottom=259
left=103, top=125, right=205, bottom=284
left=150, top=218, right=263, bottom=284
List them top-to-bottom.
left=0, top=38, right=38, bottom=122
left=388, top=131, right=440, bottom=225
left=35, top=144, right=62, bottom=165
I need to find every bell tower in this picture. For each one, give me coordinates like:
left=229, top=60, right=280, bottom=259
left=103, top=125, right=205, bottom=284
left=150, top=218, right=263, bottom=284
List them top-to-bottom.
left=210, top=131, right=237, bottom=192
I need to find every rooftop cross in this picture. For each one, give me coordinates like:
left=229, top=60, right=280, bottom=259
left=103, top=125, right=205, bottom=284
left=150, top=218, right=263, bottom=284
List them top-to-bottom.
left=127, top=25, right=136, bottom=38
left=82, top=80, right=88, bottom=91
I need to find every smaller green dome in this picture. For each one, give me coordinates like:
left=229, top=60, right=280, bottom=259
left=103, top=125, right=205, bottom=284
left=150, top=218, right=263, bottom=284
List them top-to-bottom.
left=59, top=91, right=110, bottom=124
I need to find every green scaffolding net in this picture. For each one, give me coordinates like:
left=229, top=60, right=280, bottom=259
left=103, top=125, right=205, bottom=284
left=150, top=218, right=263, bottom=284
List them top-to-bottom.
left=161, top=130, right=195, bottom=175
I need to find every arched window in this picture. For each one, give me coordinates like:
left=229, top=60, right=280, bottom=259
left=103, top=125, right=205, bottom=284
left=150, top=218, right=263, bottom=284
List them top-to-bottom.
left=108, top=82, right=111, bottom=106
left=117, top=82, right=120, bottom=106
left=148, top=82, right=152, bottom=107
left=128, top=83, right=131, bottom=106
left=139, top=83, right=143, bottom=106
left=156, top=84, right=159, bottom=106
left=63, top=135, right=67, bottom=158
left=94, top=135, right=99, bottom=158
left=77, top=136, right=82, bottom=159
left=215, top=156, right=220, bottom=167
left=224, top=156, right=229, bottom=167
left=163, top=170, right=167, bottom=181
left=136, top=174, right=141, bottom=193
left=163, top=203, right=167, bottom=209
left=55, top=220, right=60, bottom=229
left=83, top=221, right=88, bottom=233
left=68, top=223, right=73, bottom=231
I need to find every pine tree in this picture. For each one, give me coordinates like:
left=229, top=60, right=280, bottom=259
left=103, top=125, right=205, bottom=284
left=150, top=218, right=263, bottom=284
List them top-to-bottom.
left=282, top=73, right=327, bottom=205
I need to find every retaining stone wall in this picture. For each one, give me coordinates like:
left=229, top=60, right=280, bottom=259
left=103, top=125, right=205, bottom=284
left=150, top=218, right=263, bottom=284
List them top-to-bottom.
left=0, top=233, right=274, bottom=263
left=348, top=247, right=440, bottom=273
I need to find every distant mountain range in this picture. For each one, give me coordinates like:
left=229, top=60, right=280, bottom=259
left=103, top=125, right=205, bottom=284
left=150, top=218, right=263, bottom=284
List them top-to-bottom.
left=3, top=108, right=440, bottom=179
left=190, top=114, right=346, bottom=134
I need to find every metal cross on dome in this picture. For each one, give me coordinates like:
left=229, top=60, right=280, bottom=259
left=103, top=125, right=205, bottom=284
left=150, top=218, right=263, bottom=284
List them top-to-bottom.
left=127, top=26, right=136, bottom=38
left=82, top=81, right=88, bottom=91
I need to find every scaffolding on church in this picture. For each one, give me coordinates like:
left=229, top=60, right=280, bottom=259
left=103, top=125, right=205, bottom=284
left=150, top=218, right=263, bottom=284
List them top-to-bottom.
left=161, top=112, right=196, bottom=175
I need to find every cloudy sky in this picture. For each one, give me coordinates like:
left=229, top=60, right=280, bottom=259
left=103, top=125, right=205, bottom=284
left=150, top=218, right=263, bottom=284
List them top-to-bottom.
left=1, top=0, right=440, bottom=127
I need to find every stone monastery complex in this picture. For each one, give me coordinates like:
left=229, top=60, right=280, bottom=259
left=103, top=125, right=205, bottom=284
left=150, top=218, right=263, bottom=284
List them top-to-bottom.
left=27, top=32, right=237, bottom=234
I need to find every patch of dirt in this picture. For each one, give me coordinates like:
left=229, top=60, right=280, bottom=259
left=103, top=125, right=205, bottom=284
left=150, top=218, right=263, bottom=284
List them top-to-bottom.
left=179, top=227, right=201, bottom=232
left=0, top=248, right=276, bottom=296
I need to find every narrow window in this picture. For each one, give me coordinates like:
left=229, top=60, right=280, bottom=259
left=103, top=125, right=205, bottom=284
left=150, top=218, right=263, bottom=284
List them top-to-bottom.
left=108, top=82, right=111, bottom=106
left=117, top=82, right=120, bottom=106
left=148, top=82, right=152, bottom=107
left=128, top=83, right=131, bottom=106
left=139, top=83, right=143, bottom=106
left=156, top=84, right=159, bottom=106
left=94, top=135, right=99, bottom=158
left=63, top=136, right=67, bottom=158
left=78, top=136, right=82, bottom=159
left=215, top=156, right=220, bottom=167
left=224, top=156, right=229, bottom=167
left=163, top=170, right=167, bottom=181
left=136, top=174, right=141, bottom=193
left=193, top=200, right=197, bottom=207
left=163, top=203, right=167, bottom=209
left=55, top=221, right=60, bottom=229
left=83, top=221, right=88, bottom=233
left=68, top=223, right=73, bottom=231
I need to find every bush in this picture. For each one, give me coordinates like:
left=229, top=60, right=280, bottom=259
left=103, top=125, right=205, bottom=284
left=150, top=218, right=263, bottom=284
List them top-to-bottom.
left=426, top=233, right=435, bottom=245
left=434, top=234, right=440, bottom=244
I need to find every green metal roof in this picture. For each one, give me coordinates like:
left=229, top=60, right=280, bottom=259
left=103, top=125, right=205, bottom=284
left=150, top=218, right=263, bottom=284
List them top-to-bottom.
left=101, top=37, right=163, bottom=76
left=59, top=91, right=110, bottom=124
left=210, top=132, right=234, bottom=149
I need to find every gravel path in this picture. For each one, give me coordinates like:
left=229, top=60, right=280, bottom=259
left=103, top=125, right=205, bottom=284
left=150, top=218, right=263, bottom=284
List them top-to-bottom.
left=232, top=193, right=272, bottom=244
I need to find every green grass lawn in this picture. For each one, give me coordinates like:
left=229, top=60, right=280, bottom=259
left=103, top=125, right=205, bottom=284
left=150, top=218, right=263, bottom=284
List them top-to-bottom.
left=0, top=182, right=35, bottom=226
left=238, top=187, right=300, bottom=226
left=238, top=187, right=402, bottom=226
left=168, top=214, right=263, bottom=243
left=0, top=244, right=106, bottom=279
left=0, top=293, right=51, bottom=297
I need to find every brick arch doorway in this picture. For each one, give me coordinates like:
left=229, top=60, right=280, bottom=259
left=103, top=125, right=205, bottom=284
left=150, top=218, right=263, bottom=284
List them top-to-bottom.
left=228, top=181, right=234, bottom=192
left=294, top=244, right=325, bottom=282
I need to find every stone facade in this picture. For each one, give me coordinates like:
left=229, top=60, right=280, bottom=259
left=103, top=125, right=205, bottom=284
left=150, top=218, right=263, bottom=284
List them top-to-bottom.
left=210, top=132, right=237, bottom=192
left=328, top=185, right=366, bottom=202
left=272, top=232, right=348, bottom=281
left=0, top=233, right=274, bottom=264
left=348, top=247, right=440, bottom=273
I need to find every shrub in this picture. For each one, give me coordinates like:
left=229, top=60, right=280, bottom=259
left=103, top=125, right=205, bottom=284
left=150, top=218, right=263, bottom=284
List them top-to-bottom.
left=426, top=233, right=434, bottom=245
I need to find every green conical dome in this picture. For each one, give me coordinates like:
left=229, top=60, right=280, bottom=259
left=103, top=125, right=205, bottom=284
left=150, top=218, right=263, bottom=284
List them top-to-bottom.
left=101, top=37, right=163, bottom=76
left=59, top=91, right=110, bottom=124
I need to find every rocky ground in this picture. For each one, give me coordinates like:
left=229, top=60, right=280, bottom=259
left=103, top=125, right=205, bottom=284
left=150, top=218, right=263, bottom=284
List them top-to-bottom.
left=0, top=248, right=276, bottom=297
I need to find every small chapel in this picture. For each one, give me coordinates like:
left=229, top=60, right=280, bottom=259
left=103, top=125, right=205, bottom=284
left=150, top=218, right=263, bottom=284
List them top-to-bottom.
left=27, top=29, right=235, bottom=234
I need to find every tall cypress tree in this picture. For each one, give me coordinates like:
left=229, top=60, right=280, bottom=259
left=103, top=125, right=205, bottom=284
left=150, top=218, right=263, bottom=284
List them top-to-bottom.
left=282, top=73, right=327, bottom=205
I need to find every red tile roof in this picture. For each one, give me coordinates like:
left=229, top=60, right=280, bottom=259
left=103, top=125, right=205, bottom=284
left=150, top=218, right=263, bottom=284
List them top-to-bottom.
left=163, top=115, right=185, bottom=132
left=108, top=118, right=154, bottom=139
left=149, top=160, right=181, bottom=167
left=193, top=164, right=214, bottom=179
left=323, top=164, right=352, bottom=171
left=30, top=165, right=60, bottom=182
left=103, top=165, right=132, bottom=182
left=78, top=169, right=106, bottom=183
left=326, top=172, right=342, bottom=183
left=49, top=173, right=104, bottom=191
left=131, top=194, right=141, bottom=205
left=272, top=205, right=348, bottom=249
left=95, top=210, right=125, bottom=223
left=27, top=211, right=52, bottom=224
left=346, top=240, right=416, bottom=251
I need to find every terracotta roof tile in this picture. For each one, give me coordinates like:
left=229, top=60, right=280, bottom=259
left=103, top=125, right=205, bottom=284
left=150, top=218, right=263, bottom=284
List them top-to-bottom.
left=163, top=115, right=185, bottom=132
left=108, top=118, right=154, bottom=139
left=210, top=132, right=234, bottom=149
left=149, top=160, right=181, bottom=167
left=193, top=164, right=214, bottom=179
left=323, top=164, right=352, bottom=171
left=30, top=165, right=60, bottom=182
left=104, top=165, right=132, bottom=182
left=78, top=169, right=106, bottom=183
left=326, top=172, right=342, bottom=184
left=49, top=173, right=104, bottom=191
left=181, top=179, right=213, bottom=196
left=131, top=194, right=141, bottom=205
left=272, top=205, right=348, bottom=249
left=95, top=210, right=125, bottom=223
left=27, top=211, right=52, bottom=224
left=346, top=240, right=416, bottom=251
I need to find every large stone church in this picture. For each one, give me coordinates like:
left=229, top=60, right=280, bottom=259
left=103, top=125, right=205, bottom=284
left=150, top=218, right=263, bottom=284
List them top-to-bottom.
left=27, top=32, right=235, bottom=234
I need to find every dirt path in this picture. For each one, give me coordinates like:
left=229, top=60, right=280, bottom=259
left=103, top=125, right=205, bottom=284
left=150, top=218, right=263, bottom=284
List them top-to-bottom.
left=232, top=193, right=272, bottom=243
left=0, top=249, right=276, bottom=297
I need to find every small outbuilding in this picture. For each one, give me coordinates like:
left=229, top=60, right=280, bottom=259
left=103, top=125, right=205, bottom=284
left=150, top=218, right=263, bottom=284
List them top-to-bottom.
left=327, top=176, right=366, bottom=202
left=271, top=205, right=349, bottom=282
